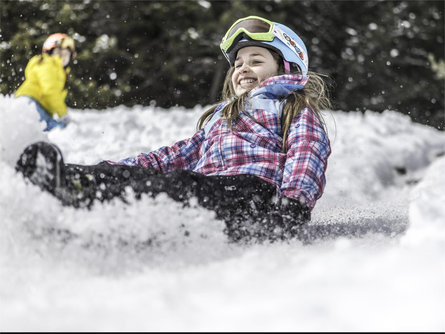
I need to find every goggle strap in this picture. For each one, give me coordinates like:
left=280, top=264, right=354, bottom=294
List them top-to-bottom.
left=273, top=26, right=308, bottom=69
left=284, top=60, right=290, bottom=74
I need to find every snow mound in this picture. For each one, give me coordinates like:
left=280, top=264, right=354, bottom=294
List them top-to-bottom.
left=1, top=94, right=444, bottom=331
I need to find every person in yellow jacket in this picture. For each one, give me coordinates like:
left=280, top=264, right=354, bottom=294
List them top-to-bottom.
left=15, top=33, right=76, bottom=131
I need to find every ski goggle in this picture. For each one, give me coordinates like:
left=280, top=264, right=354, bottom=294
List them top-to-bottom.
left=220, top=16, right=305, bottom=65
left=221, top=16, right=276, bottom=54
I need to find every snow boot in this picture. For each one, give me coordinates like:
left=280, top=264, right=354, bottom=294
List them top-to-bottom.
left=16, top=141, right=96, bottom=208
left=16, top=141, right=66, bottom=195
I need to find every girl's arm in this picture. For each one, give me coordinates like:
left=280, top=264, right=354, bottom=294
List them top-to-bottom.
left=39, top=58, right=68, bottom=118
left=280, top=107, right=331, bottom=210
left=108, top=128, right=206, bottom=173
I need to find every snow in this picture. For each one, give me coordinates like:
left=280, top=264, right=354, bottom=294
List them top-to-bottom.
left=0, top=94, right=444, bottom=331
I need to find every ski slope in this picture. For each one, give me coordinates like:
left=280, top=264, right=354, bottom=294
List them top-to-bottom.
left=0, top=94, right=444, bottom=331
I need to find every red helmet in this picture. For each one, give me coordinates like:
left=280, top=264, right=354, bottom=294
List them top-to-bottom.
left=42, top=33, right=76, bottom=53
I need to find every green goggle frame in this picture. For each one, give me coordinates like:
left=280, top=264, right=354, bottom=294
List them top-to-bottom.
left=220, top=16, right=276, bottom=54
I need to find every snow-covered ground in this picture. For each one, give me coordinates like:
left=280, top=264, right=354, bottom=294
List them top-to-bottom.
left=0, top=94, right=444, bottom=331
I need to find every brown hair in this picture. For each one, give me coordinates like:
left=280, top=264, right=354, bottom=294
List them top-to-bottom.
left=197, top=48, right=331, bottom=151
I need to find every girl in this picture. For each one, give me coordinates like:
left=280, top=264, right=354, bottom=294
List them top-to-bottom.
left=16, top=16, right=331, bottom=242
left=15, top=33, right=76, bottom=131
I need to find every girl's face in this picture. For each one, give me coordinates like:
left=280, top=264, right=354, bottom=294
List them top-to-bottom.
left=231, top=46, right=279, bottom=96
left=53, top=47, right=72, bottom=67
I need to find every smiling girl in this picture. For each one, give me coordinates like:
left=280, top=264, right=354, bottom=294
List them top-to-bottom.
left=16, top=16, right=332, bottom=243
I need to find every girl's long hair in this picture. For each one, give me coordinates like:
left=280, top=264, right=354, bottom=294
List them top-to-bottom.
left=197, top=50, right=332, bottom=151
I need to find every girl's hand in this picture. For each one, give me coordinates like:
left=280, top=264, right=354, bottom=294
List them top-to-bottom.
left=267, top=197, right=310, bottom=240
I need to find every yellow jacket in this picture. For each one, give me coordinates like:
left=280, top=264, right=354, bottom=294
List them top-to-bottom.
left=15, top=54, right=68, bottom=118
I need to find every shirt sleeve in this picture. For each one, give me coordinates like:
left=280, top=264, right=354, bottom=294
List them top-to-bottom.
left=280, top=107, right=331, bottom=210
left=107, top=128, right=206, bottom=173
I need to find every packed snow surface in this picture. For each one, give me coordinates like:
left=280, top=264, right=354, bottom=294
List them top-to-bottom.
left=0, top=94, right=444, bottom=331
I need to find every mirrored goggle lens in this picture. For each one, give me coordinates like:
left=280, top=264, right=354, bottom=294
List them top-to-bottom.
left=226, top=18, right=272, bottom=39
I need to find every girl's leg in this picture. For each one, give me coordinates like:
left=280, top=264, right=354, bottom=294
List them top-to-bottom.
left=28, top=98, right=61, bottom=131
left=15, top=141, right=160, bottom=208
left=16, top=141, right=273, bottom=214
left=16, top=142, right=306, bottom=241
left=64, top=162, right=161, bottom=205
left=66, top=164, right=278, bottom=221
left=66, top=165, right=284, bottom=241
left=70, top=167, right=309, bottom=241
left=140, top=170, right=282, bottom=241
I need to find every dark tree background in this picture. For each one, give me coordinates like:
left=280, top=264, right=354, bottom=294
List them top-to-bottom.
left=1, top=0, right=443, bottom=129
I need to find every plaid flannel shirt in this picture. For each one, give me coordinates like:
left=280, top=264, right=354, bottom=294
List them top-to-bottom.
left=111, top=74, right=331, bottom=210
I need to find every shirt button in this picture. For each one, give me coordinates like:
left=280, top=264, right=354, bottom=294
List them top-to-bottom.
left=250, top=144, right=256, bottom=148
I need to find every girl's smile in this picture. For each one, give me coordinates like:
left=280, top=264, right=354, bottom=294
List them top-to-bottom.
left=232, top=46, right=279, bottom=96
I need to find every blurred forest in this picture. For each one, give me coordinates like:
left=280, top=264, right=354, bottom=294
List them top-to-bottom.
left=1, top=0, right=444, bottom=129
